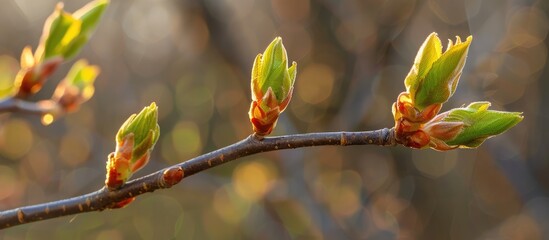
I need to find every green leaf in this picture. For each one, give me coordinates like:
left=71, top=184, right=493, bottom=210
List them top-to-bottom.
left=41, top=0, right=109, bottom=60
left=74, top=0, right=109, bottom=35
left=44, top=8, right=80, bottom=59
left=405, top=32, right=442, bottom=100
left=62, top=35, right=89, bottom=60
left=414, top=36, right=472, bottom=109
left=259, top=37, right=289, bottom=101
left=250, top=54, right=262, bottom=100
left=64, top=59, right=98, bottom=98
left=288, top=61, right=297, bottom=86
left=443, top=101, right=523, bottom=148
left=117, top=103, right=160, bottom=154
left=131, top=130, right=155, bottom=163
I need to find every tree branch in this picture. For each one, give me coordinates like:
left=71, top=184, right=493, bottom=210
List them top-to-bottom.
left=0, top=97, right=57, bottom=115
left=0, top=128, right=396, bottom=229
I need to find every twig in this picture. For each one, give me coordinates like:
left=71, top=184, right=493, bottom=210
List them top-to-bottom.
left=0, top=97, right=57, bottom=115
left=0, top=128, right=396, bottom=229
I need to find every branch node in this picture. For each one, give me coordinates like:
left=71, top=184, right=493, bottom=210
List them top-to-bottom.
left=384, top=128, right=397, bottom=146
left=340, top=132, right=347, bottom=146
left=252, top=133, right=264, bottom=141
left=161, top=167, right=184, bottom=188
left=16, top=209, right=24, bottom=223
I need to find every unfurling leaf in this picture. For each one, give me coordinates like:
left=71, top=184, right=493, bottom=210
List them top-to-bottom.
left=38, top=0, right=109, bottom=61
left=404, top=33, right=472, bottom=110
left=405, top=33, right=442, bottom=97
left=249, top=37, right=297, bottom=136
left=14, top=56, right=62, bottom=98
left=52, top=59, right=99, bottom=112
left=441, top=102, right=523, bottom=148
left=106, top=103, right=160, bottom=190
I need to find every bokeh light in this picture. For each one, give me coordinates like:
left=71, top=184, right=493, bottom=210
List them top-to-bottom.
left=0, top=55, right=17, bottom=98
left=0, top=119, right=33, bottom=160
left=232, top=160, right=277, bottom=202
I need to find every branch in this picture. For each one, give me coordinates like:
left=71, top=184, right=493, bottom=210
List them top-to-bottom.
left=0, top=97, right=57, bottom=115
left=0, top=128, right=396, bottom=229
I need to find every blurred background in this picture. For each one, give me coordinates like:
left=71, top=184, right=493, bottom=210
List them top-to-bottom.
left=0, top=0, right=547, bottom=239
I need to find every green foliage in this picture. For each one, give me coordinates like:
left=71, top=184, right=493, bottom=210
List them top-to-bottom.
left=42, top=0, right=109, bottom=60
left=394, top=33, right=522, bottom=151
left=404, top=33, right=472, bottom=110
left=405, top=33, right=442, bottom=96
left=249, top=37, right=297, bottom=136
left=251, top=37, right=297, bottom=102
left=63, top=59, right=98, bottom=97
left=117, top=102, right=161, bottom=161
left=443, top=102, right=523, bottom=148
left=106, top=103, right=160, bottom=189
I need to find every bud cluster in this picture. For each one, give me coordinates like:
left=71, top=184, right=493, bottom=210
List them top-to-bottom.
left=14, top=0, right=107, bottom=98
left=393, top=33, right=522, bottom=151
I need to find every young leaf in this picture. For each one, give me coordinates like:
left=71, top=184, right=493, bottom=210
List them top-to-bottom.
left=39, top=0, right=109, bottom=61
left=74, top=0, right=109, bottom=34
left=43, top=6, right=81, bottom=60
left=405, top=33, right=442, bottom=99
left=413, top=36, right=472, bottom=109
left=52, top=60, right=99, bottom=113
left=442, top=102, right=523, bottom=148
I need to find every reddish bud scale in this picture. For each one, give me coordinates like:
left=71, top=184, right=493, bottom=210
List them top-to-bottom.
left=15, top=58, right=62, bottom=98
left=15, top=69, right=37, bottom=97
left=53, top=85, right=81, bottom=112
left=249, top=87, right=294, bottom=136
left=393, top=92, right=445, bottom=149
left=393, top=92, right=466, bottom=150
left=249, top=101, right=281, bottom=136
left=395, top=120, right=430, bottom=149
left=408, top=130, right=430, bottom=148
left=105, top=134, right=134, bottom=190
left=105, top=152, right=130, bottom=190
left=130, top=152, right=150, bottom=173
left=162, top=167, right=184, bottom=187
left=110, top=197, right=135, bottom=209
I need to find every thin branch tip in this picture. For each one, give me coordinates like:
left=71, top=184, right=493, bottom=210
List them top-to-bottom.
left=0, top=129, right=397, bottom=229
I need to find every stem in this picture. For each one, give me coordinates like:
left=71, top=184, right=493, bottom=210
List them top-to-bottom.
left=0, top=97, right=57, bottom=115
left=0, top=128, right=395, bottom=229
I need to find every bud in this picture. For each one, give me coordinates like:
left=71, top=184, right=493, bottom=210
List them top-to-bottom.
left=393, top=33, right=522, bottom=151
left=394, top=33, right=472, bottom=149
left=405, top=33, right=472, bottom=110
left=248, top=37, right=297, bottom=136
left=14, top=48, right=62, bottom=97
left=40, top=60, right=98, bottom=125
left=52, top=60, right=99, bottom=112
left=106, top=103, right=160, bottom=190
left=422, top=111, right=465, bottom=151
